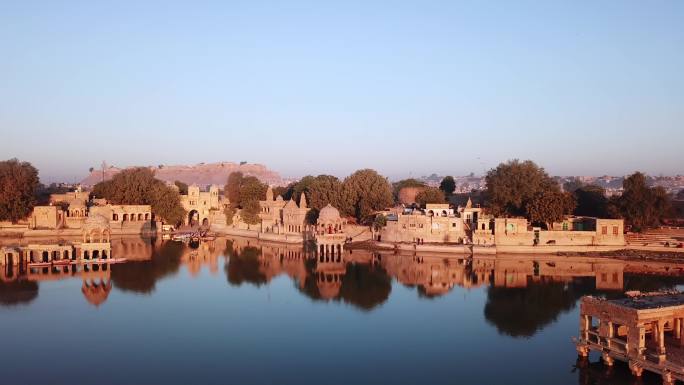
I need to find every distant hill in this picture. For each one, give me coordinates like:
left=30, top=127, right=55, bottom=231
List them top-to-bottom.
left=80, top=162, right=284, bottom=187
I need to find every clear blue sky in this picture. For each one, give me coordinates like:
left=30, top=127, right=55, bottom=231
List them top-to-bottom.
left=1, top=0, right=682, bottom=182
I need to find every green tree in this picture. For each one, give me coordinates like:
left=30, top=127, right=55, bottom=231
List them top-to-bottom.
left=0, top=159, right=40, bottom=222
left=485, top=159, right=563, bottom=218
left=92, top=167, right=185, bottom=225
left=341, top=169, right=393, bottom=222
left=224, top=172, right=244, bottom=206
left=619, top=172, right=672, bottom=231
left=283, top=175, right=315, bottom=201
left=307, top=175, right=343, bottom=209
left=239, top=176, right=267, bottom=204
left=439, top=176, right=456, bottom=196
left=392, top=178, right=426, bottom=201
left=174, top=180, right=188, bottom=195
left=574, top=185, right=611, bottom=218
left=272, top=186, right=288, bottom=199
left=415, top=187, right=446, bottom=207
left=525, top=190, right=576, bottom=229
left=240, top=199, right=261, bottom=225
left=224, top=206, right=236, bottom=225
left=305, top=208, right=320, bottom=225
left=373, top=214, right=387, bottom=231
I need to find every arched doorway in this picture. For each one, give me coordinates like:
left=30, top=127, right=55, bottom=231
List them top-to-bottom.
left=188, top=210, right=199, bottom=226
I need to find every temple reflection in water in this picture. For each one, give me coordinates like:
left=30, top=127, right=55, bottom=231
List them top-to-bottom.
left=4, top=236, right=684, bottom=317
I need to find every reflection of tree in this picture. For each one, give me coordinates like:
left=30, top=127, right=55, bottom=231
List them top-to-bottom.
left=110, top=241, right=184, bottom=293
left=225, top=246, right=267, bottom=287
left=299, top=264, right=391, bottom=311
left=339, top=264, right=391, bottom=310
left=623, top=274, right=684, bottom=293
left=484, top=278, right=594, bottom=338
left=0, top=280, right=39, bottom=306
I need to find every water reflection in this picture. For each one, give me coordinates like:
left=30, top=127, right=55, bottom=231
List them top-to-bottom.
left=4, top=235, right=684, bottom=320
left=4, top=236, right=684, bottom=385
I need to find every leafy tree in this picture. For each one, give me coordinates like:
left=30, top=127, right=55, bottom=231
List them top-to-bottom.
left=0, top=159, right=40, bottom=222
left=485, top=160, right=565, bottom=218
left=89, top=167, right=95, bottom=173
left=92, top=167, right=185, bottom=225
left=341, top=169, right=393, bottom=222
left=224, top=172, right=244, bottom=206
left=619, top=172, right=672, bottom=231
left=282, top=175, right=315, bottom=201
left=306, top=175, right=343, bottom=209
left=239, top=176, right=267, bottom=204
left=439, top=176, right=456, bottom=196
left=392, top=178, right=426, bottom=201
left=174, top=180, right=188, bottom=195
left=574, top=185, right=611, bottom=218
left=272, top=186, right=288, bottom=199
left=415, top=187, right=446, bottom=207
left=525, top=190, right=576, bottom=229
left=240, top=199, right=261, bottom=226
left=224, top=206, right=236, bottom=225
left=305, top=208, right=320, bottom=225
left=373, top=214, right=387, bottom=231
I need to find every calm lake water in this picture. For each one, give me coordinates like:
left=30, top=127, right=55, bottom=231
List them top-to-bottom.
left=2, top=236, right=683, bottom=385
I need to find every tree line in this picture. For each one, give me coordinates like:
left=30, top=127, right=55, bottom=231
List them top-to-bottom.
left=0, top=158, right=677, bottom=232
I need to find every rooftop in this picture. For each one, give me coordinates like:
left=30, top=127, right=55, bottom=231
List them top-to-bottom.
left=608, top=292, right=684, bottom=310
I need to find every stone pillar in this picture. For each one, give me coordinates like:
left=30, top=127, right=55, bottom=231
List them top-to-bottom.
left=580, top=315, right=591, bottom=341
left=676, top=318, right=682, bottom=340
left=657, top=320, right=667, bottom=363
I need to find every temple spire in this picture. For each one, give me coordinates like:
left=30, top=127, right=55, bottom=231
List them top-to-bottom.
left=266, top=186, right=274, bottom=201
left=299, top=192, right=307, bottom=209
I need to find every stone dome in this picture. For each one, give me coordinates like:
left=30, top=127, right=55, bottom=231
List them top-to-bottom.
left=318, top=204, right=341, bottom=223
left=83, top=214, right=110, bottom=230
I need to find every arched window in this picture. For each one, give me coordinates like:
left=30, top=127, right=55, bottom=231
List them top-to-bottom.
left=113, top=213, right=118, bottom=221
left=123, top=214, right=128, bottom=221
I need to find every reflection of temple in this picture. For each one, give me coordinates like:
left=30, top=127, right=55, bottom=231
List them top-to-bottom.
left=226, top=237, right=309, bottom=286
left=380, top=254, right=473, bottom=296
left=472, top=256, right=625, bottom=291
left=0, top=261, right=112, bottom=307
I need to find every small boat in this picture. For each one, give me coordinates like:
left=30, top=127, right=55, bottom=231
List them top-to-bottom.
left=52, top=260, right=72, bottom=266
left=28, top=262, right=51, bottom=268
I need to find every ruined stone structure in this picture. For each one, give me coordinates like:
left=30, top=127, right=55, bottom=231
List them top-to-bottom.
left=576, top=293, right=684, bottom=384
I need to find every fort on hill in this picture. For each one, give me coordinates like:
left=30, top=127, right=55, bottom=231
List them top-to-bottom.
left=80, top=162, right=285, bottom=187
